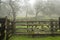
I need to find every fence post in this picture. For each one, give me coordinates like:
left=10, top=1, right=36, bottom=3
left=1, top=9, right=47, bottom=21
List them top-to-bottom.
left=59, top=17, right=60, bottom=29
left=50, top=19, right=54, bottom=36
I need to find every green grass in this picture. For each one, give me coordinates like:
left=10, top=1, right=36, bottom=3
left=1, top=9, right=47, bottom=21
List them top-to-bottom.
left=10, top=35, right=60, bottom=40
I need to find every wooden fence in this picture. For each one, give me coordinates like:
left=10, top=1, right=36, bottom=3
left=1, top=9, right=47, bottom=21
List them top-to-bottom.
left=0, top=17, right=60, bottom=40
left=15, top=18, right=60, bottom=36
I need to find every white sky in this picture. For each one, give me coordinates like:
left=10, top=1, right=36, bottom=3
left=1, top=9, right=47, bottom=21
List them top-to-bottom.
left=28, top=0, right=36, bottom=5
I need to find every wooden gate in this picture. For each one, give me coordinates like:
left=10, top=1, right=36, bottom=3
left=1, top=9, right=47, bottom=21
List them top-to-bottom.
left=0, top=17, right=13, bottom=40
left=0, top=18, right=6, bottom=40
left=15, top=18, right=60, bottom=36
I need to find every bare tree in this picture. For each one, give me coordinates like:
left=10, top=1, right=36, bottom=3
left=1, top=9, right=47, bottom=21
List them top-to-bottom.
left=8, top=0, right=20, bottom=33
left=34, top=0, right=60, bottom=20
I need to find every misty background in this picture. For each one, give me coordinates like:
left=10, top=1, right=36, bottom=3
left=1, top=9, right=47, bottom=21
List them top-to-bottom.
left=0, top=0, right=60, bottom=21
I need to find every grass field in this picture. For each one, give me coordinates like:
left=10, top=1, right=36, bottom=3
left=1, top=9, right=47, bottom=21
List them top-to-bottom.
left=10, top=35, right=60, bottom=40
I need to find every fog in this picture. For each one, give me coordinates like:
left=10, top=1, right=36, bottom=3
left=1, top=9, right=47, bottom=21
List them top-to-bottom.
left=0, top=0, right=60, bottom=21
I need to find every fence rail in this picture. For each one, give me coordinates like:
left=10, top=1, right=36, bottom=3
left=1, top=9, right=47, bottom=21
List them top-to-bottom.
left=15, top=17, right=60, bottom=36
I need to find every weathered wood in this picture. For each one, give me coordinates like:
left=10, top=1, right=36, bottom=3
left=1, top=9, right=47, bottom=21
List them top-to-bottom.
left=15, top=18, right=60, bottom=36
